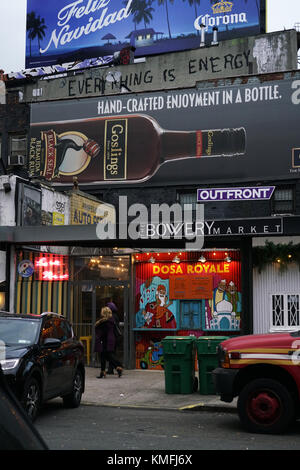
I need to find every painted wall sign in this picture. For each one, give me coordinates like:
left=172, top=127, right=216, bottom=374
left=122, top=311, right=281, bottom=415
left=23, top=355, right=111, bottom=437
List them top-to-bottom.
left=25, top=0, right=264, bottom=69
left=14, top=30, right=296, bottom=89
left=29, top=77, right=300, bottom=187
left=197, top=186, right=275, bottom=202
left=135, top=251, right=241, bottom=332
left=169, top=275, right=213, bottom=299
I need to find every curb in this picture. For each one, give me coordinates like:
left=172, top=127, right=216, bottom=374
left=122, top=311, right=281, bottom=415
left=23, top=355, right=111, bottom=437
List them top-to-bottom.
left=80, top=400, right=237, bottom=413
left=179, top=403, right=237, bottom=413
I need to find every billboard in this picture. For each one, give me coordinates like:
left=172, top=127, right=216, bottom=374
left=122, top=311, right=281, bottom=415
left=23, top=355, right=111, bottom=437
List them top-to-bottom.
left=26, top=0, right=265, bottom=68
left=29, top=76, right=300, bottom=188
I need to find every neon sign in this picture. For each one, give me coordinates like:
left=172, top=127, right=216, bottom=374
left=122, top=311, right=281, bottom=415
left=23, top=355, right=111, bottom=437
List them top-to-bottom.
left=34, top=255, right=69, bottom=281
left=36, top=258, right=61, bottom=267
left=42, top=272, right=69, bottom=281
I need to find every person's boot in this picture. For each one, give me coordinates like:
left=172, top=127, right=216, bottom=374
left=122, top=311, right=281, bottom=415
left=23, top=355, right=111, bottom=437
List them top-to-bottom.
left=97, top=370, right=106, bottom=378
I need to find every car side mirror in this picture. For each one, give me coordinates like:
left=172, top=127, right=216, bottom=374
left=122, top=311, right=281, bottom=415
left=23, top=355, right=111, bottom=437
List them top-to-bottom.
left=42, top=338, right=61, bottom=349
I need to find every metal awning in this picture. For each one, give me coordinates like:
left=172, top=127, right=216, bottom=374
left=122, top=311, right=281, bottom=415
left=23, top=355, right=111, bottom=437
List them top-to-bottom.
left=0, top=216, right=298, bottom=248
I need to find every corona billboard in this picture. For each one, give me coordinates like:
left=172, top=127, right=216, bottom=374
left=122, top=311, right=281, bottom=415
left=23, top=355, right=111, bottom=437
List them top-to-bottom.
left=25, top=0, right=265, bottom=69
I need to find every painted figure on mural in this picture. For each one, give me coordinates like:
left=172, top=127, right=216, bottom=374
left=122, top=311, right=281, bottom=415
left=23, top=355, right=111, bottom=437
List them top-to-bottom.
left=135, top=277, right=177, bottom=329
left=209, top=279, right=242, bottom=331
left=209, top=279, right=227, bottom=313
left=225, top=281, right=242, bottom=320
left=147, top=284, right=176, bottom=328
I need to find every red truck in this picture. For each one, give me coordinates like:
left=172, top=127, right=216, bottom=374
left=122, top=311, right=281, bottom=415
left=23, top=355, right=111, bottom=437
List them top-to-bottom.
left=212, top=332, right=300, bottom=434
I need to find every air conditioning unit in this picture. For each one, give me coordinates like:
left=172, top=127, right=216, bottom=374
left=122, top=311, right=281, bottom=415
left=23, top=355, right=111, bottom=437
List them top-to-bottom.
left=8, top=154, right=25, bottom=167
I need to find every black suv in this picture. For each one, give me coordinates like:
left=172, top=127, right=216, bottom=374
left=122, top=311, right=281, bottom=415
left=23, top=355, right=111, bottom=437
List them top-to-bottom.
left=0, top=312, right=85, bottom=420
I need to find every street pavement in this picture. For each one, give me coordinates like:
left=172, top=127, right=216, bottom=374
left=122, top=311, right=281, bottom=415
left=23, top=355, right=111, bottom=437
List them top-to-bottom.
left=81, top=367, right=237, bottom=412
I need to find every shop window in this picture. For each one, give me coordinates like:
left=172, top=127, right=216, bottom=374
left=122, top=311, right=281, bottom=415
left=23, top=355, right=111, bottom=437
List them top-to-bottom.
left=272, top=186, right=294, bottom=214
left=73, top=255, right=130, bottom=281
left=271, top=294, right=300, bottom=330
left=179, top=301, right=202, bottom=329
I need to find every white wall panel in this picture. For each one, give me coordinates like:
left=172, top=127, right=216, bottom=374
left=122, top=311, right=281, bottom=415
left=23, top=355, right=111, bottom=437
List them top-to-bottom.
left=253, top=263, right=300, bottom=334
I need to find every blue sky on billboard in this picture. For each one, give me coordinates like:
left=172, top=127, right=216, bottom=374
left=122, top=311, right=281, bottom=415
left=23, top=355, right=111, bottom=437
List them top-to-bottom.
left=0, top=0, right=299, bottom=73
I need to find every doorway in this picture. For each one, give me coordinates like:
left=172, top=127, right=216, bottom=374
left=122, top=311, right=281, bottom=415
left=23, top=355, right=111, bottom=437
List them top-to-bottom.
left=71, top=280, right=129, bottom=368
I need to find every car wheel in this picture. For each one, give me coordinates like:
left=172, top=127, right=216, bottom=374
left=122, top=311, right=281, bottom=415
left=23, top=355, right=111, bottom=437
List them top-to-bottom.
left=63, top=369, right=83, bottom=408
left=21, top=377, right=41, bottom=422
left=237, top=378, right=296, bottom=434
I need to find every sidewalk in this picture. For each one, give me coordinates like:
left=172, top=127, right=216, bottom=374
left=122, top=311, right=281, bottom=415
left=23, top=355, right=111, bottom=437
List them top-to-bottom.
left=82, top=367, right=237, bottom=412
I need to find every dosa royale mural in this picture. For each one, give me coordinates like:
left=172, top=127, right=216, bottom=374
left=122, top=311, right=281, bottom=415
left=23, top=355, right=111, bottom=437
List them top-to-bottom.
left=134, top=251, right=241, bottom=369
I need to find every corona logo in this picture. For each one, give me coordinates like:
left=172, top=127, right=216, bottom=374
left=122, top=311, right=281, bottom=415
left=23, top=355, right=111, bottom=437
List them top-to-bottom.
left=212, top=0, right=233, bottom=14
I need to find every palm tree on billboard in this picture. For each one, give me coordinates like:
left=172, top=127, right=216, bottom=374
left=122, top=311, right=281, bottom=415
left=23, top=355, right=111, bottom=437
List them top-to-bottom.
left=124, top=0, right=142, bottom=30
left=134, top=0, right=155, bottom=28
left=157, top=0, right=174, bottom=39
left=183, top=0, right=201, bottom=35
left=27, top=12, right=47, bottom=57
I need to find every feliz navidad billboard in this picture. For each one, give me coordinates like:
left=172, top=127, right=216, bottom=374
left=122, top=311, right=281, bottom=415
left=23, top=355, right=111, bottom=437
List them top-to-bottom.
left=25, top=0, right=264, bottom=68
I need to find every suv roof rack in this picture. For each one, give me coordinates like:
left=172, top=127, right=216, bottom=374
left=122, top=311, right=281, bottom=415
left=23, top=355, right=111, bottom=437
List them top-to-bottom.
left=41, top=312, right=64, bottom=318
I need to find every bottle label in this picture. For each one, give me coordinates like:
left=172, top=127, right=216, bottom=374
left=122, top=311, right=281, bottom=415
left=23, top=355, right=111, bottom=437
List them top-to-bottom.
left=104, top=118, right=128, bottom=180
left=42, top=130, right=57, bottom=179
left=196, top=131, right=202, bottom=157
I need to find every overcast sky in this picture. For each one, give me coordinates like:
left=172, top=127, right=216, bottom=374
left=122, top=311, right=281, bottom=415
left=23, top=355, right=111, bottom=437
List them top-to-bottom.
left=0, top=0, right=299, bottom=73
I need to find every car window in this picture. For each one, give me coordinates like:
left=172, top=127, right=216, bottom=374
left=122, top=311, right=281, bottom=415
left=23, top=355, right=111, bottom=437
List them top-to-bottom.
left=0, top=318, right=40, bottom=346
left=40, top=319, right=57, bottom=343
left=55, top=319, right=71, bottom=341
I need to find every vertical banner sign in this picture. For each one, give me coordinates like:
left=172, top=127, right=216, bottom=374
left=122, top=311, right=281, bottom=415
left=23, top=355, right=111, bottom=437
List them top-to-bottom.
left=26, top=0, right=264, bottom=68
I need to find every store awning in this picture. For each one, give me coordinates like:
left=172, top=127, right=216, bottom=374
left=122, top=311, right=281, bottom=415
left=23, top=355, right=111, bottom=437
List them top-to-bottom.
left=0, top=216, right=298, bottom=248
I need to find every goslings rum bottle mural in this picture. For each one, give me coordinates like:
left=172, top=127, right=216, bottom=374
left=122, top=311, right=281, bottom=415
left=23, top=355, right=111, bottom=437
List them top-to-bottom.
left=29, top=114, right=246, bottom=184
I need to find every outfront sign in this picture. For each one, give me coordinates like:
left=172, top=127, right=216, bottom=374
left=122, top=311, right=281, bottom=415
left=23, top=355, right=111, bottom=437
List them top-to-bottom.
left=25, top=0, right=264, bottom=68
left=197, top=186, right=275, bottom=202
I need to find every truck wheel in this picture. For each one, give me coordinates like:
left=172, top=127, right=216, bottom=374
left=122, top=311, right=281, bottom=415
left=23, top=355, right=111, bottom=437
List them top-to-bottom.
left=237, top=378, right=295, bottom=434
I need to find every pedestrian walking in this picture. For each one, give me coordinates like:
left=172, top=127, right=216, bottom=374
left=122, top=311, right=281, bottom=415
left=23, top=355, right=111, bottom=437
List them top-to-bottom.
left=106, top=301, right=122, bottom=375
left=94, top=306, right=123, bottom=378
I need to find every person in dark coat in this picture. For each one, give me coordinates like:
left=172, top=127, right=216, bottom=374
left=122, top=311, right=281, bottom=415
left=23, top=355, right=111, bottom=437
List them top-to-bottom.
left=106, top=302, right=121, bottom=375
left=94, top=306, right=123, bottom=378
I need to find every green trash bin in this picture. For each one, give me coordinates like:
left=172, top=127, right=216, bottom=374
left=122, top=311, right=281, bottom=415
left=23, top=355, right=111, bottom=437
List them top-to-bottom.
left=162, top=336, right=198, bottom=394
left=196, top=336, right=229, bottom=395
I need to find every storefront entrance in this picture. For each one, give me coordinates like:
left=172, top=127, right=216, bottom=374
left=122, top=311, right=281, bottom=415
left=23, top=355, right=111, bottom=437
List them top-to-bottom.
left=72, top=280, right=129, bottom=367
